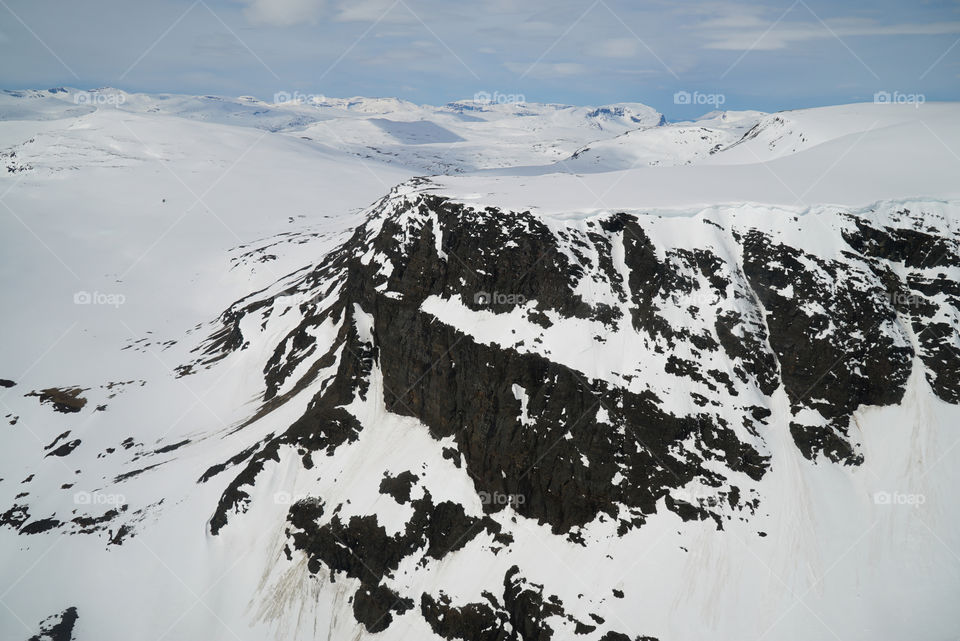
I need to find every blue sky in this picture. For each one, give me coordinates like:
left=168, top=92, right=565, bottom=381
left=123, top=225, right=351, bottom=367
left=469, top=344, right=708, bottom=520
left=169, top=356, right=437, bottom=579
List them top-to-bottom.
left=1, top=0, right=958, bottom=119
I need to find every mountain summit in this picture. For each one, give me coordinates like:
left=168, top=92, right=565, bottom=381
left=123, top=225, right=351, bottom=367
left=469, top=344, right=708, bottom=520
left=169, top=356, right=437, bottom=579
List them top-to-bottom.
left=1, top=91, right=959, bottom=641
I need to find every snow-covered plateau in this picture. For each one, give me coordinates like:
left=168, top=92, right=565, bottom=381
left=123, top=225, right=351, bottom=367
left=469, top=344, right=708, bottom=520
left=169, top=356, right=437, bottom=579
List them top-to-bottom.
left=1, top=87, right=959, bottom=641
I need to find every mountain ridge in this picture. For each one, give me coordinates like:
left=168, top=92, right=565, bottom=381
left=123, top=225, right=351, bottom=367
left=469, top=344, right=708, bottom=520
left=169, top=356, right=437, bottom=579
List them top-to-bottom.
left=1, top=92, right=959, bottom=641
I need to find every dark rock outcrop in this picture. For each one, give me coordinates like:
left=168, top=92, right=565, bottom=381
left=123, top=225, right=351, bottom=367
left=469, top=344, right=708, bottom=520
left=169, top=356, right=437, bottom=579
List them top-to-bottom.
left=188, top=186, right=959, bottom=635
left=26, top=607, right=78, bottom=641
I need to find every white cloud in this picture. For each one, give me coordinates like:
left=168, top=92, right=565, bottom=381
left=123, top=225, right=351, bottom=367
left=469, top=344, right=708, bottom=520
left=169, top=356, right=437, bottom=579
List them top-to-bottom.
left=242, top=0, right=325, bottom=26
left=334, top=0, right=404, bottom=22
left=703, top=19, right=960, bottom=51
left=192, top=33, right=247, bottom=57
left=585, top=38, right=639, bottom=58
left=505, top=61, right=586, bottom=78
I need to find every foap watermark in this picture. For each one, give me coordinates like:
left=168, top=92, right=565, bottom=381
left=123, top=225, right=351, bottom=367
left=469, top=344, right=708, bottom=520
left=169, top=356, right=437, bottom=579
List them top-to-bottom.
left=274, top=90, right=327, bottom=106
left=674, top=90, right=725, bottom=107
left=74, top=91, right=126, bottom=107
left=473, top=91, right=526, bottom=106
left=873, top=91, right=925, bottom=107
left=672, top=289, right=722, bottom=310
left=887, top=290, right=924, bottom=308
left=74, top=291, right=125, bottom=308
left=474, top=291, right=526, bottom=306
left=673, top=486, right=720, bottom=507
left=74, top=490, right=125, bottom=506
left=478, top=490, right=525, bottom=508
left=873, top=490, right=926, bottom=506
left=274, top=491, right=323, bottom=506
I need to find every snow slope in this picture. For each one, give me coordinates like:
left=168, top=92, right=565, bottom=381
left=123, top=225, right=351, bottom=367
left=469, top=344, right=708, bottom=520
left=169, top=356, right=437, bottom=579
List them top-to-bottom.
left=0, top=88, right=666, bottom=174
left=1, top=92, right=959, bottom=641
left=439, top=102, right=960, bottom=212
left=564, top=110, right=765, bottom=171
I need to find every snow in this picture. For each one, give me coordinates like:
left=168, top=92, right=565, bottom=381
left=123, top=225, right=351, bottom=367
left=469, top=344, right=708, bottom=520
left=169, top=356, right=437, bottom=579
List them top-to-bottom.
left=0, top=88, right=667, bottom=174
left=1, top=90, right=959, bottom=641
left=432, top=102, right=960, bottom=213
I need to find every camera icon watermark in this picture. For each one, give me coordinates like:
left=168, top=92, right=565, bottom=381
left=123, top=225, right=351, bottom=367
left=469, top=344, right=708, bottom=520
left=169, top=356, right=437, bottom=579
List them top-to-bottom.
left=273, top=90, right=326, bottom=106
left=674, top=90, right=725, bottom=107
left=74, top=91, right=126, bottom=107
left=473, top=91, right=526, bottom=106
left=873, top=91, right=925, bottom=107
left=672, top=289, right=722, bottom=309
left=73, top=291, right=126, bottom=308
left=473, top=291, right=526, bottom=306
left=887, top=291, right=923, bottom=308
left=672, top=486, right=720, bottom=507
left=73, top=490, right=125, bottom=506
left=873, top=490, right=926, bottom=506
left=274, top=491, right=322, bottom=506
left=478, top=491, right=525, bottom=507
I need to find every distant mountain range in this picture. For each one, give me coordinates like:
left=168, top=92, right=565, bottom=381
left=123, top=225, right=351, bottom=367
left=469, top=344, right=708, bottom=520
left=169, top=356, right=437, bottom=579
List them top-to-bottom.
left=1, top=89, right=959, bottom=641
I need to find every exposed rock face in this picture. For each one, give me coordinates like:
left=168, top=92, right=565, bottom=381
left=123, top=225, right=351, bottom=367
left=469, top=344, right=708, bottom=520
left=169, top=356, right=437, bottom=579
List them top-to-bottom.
left=188, top=183, right=960, bottom=636
left=841, top=215, right=960, bottom=402
left=739, top=228, right=914, bottom=463
left=25, top=387, right=87, bottom=413
left=379, top=470, right=419, bottom=503
left=420, top=565, right=651, bottom=641
left=26, top=607, right=78, bottom=641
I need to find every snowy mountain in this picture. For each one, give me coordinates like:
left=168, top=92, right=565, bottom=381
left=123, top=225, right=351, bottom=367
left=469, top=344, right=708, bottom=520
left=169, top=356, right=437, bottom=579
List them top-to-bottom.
left=0, top=88, right=664, bottom=174
left=1, top=90, right=960, bottom=641
left=565, top=110, right=764, bottom=170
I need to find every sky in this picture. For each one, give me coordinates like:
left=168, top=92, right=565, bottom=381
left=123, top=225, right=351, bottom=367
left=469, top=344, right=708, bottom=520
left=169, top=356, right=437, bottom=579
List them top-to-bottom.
left=0, top=0, right=958, bottom=119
